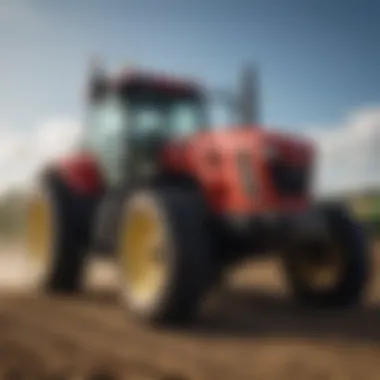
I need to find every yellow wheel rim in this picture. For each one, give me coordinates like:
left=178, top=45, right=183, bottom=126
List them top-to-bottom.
left=26, top=191, right=53, bottom=266
left=119, top=197, right=168, bottom=305
left=295, top=241, right=344, bottom=290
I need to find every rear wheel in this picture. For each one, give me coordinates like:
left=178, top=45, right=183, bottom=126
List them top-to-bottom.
left=25, top=173, right=91, bottom=293
left=116, top=188, right=215, bottom=326
left=283, top=205, right=370, bottom=307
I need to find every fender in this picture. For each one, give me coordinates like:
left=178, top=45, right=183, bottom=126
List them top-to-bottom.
left=55, top=152, right=104, bottom=195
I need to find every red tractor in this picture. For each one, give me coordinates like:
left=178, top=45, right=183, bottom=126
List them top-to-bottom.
left=26, top=62, right=370, bottom=326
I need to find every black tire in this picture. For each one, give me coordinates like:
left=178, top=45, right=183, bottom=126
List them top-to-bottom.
left=27, top=171, right=95, bottom=294
left=116, top=187, right=215, bottom=326
left=92, top=189, right=125, bottom=255
left=283, top=204, right=370, bottom=307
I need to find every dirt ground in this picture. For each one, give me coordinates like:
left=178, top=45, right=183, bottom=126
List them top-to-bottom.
left=1, top=243, right=380, bottom=380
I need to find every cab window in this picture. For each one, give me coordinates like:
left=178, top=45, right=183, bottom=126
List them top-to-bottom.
left=85, top=93, right=128, bottom=185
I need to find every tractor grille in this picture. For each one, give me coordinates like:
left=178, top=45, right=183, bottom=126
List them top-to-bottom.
left=236, top=151, right=257, bottom=196
left=268, top=162, right=308, bottom=197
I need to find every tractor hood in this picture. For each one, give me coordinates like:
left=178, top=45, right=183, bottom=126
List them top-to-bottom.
left=162, top=126, right=315, bottom=176
left=188, top=126, right=315, bottom=162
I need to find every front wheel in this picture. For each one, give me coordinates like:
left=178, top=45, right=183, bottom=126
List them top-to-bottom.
left=116, top=188, right=215, bottom=326
left=282, top=204, right=370, bottom=307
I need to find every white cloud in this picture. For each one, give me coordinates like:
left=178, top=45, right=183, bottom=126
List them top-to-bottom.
left=306, top=107, right=380, bottom=196
left=33, top=117, right=82, bottom=160
left=0, top=118, right=81, bottom=194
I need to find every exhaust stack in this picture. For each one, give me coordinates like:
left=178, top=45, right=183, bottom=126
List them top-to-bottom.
left=88, top=55, right=107, bottom=101
left=89, top=55, right=106, bottom=84
left=238, top=63, right=260, bottom=126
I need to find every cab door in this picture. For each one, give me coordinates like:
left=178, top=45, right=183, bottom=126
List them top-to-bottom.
left=85, top=93, right=129, bottom=188
left=126, top=102, right=167, bottom=180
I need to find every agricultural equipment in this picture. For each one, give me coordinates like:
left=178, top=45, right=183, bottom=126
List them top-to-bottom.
left=26, top=61, right=370, bottom=326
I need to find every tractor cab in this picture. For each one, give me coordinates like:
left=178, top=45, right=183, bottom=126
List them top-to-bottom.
left=84, top=68, right=208, bottom=186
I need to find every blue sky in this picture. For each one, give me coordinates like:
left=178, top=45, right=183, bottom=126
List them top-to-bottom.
left=1, top=0, right=380, bottom=131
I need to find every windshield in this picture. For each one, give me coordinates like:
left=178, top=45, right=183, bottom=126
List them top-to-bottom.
left=125, top=88, right=206, bottom=140
left=169, top=99, right=204, bottom=137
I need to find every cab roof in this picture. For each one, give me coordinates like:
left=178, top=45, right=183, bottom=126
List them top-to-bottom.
left=108, top=68, right=202, bottom=94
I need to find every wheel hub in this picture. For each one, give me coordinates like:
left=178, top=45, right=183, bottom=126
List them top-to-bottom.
left=25, top=190, right=54, bottom=285
left=27, top=193, right=52, bottom=264
left=120, top=200, right=169, bottom=308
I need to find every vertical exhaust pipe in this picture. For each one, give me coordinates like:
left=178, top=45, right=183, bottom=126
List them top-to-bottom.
left=88, top=55, right=106, bottom=101
left=89, top=55, right=105, bottom=80
left=238, top=62, right=260, bottom=126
